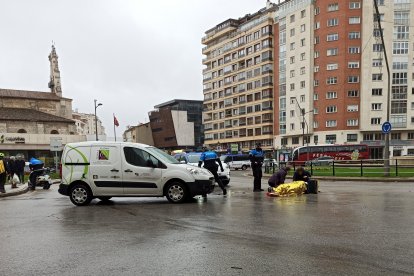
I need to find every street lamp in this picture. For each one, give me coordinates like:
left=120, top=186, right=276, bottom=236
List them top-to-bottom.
left=293, top=97, right=310, bottom=146
left=94, top=99, right=103, bottom=141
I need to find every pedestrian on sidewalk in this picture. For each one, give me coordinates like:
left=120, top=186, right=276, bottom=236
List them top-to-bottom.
left=249, top=143, right=265, bottom=192
left=198, top=147, right=227, bottom=196
left=0, top=153, right=7, bottom=193
left=16, top=155, right=26, bottom=184
left=7, top=156, right=18, bottom=189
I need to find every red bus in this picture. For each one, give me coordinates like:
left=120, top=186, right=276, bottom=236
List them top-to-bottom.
left=292, top=144, right=369, bottom=164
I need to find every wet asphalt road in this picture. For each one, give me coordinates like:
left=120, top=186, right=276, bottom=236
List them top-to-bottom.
left=1, top=171, right=414, bottom=276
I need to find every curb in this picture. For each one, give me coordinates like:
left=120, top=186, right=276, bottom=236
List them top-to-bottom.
left=247, top=174, right=414, bottom=183
left=0, top=184, right=30, bottom=198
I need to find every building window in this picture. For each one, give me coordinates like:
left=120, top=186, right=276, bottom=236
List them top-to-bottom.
left=349, top=2, right=361, bottom=9
left=328, top=3, right=339, bottom=12
left=315, top=7, right=320, bottom=15
left=301, top=9, right=306, bottom=18
left=373, top=13, right=384, bottom=22
left=290, top=14, right=295, bottom=23
left=349, top=17, right=361, bottom=24
left=327, top=18, right=339, bottom=27
left=315, top=21, right=320, bottom=29
left=300, top=24, right=306, bottom=32
left=394, top=26, right=409, bottom=40
left=290, top=28, right=295, bottom=37
left=348, top=31, right=361, bottom=39
left=327, top=33, right=339, bottom=41
left=301, top=38, right=306, bottom=47
left=393, top=41, right=409, bottom=55
left=290, top=42, right=295, bottom=50
left=373, top=44, right=383, bottom=52
left=348, top=47, right=360, bottom=54
left=327, top=48, right=338, bottom=56
left=314, top=51, right=320, bottom=58
left=300, top=53, right=305, bottom=60
left=290, top=56, right=295, bottom=64
left=372, top=59, right=382, bottom=67
left=348, top=61, right=359, bottom=68
left=393, top=61, right=408, bottom=70
left=327, top=63, right=338, bottom=70
left=300, top=67, right=306, bottom=75
left=290, top=70, right=295, bottom=78
left=392, top=72, right=407, bottom=85
left=372, top=74, right=383, bottom=81
left=348, top=76, right=359, bottom=83
left=326, top=77, right=337, bottom=85
left=300, top=81, right=306, bottom=89
left=290, top=83, right=295, bottom=91
left=372, top=88, right=383, bottom=96
left=326, top=91, right=337, bottom=99
left=314, top=93, right=319, bottom=100
left=300, top=95, right=305, bottom=102
left=372, top=103, right=382, bottom=111
left=347, top=105, right=358, bottom=112
left=326, top=106, right=337, bottom=113
left=371, top=118, right=382, bottom=125
left=347, top=119, right=359, bottom=126
left=326, top=120, right=337, bottom=128
left=313, top=121, right=319, bottom=129
left=290, top=123, right=295, bottom=130
left=17, top=129, right=27, bottom=133
left=51, top=130, right=59, bottom=134
left=391, top=133, right=401, bottom=140
left=408, top=133, right=414, bottom=140
left=326, top=134, right=337, bottom=143
left=347, top=134, right=358, bottom=142
left=292, top=137, right=300, bottom=145
left=281, top=138, right=288, bottom=145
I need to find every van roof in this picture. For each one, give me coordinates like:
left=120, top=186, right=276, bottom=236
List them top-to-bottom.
left=65, top=141, right=153, bottom=148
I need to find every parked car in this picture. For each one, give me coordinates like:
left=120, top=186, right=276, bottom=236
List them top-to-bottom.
left=174, top=152, right=230, bottom=185
left=220, top=154, right=251, bottom=170
left=305, top=156, right=334, bottom=166
left=264, top=158, right=278, bottom=167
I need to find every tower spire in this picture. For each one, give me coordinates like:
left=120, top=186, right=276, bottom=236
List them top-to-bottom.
left=48, top=44, right=62, bottom=97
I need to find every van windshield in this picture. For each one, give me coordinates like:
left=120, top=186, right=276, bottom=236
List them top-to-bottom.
left=146, top=147, right=180, bottom=164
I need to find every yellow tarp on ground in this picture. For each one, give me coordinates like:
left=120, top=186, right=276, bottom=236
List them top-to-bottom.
left=272, top=181, right=307, bottom=196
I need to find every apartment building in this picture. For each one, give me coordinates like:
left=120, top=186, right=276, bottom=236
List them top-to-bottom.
left=273, top=0, right=414, bottom=158
left=202, top=1, right=277, bottom=152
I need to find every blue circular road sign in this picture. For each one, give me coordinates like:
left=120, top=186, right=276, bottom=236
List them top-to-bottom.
left=382, top=121, right=392, bottom=134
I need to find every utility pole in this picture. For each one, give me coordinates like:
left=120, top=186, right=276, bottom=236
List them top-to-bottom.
left=374, top=0, right=391, bottom=176
left=294, top=97, right=306, bottom=146
left=94, top=99, right=103, bottom=141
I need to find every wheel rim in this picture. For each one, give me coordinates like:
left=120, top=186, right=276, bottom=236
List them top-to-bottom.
left=168, top=185, right=184, bottom=202
left=72, top=187, right=88, bottom=204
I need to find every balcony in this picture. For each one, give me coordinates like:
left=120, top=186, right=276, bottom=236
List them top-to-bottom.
left=203, top=67, right=211, bottom=73
left=204, top=118, right=212, bottom=122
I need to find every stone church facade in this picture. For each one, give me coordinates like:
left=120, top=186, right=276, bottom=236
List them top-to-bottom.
left=0, top=46, right=85, bottom=161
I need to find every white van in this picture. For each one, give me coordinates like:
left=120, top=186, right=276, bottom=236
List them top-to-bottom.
left=58, top=142, right=215, bottom=206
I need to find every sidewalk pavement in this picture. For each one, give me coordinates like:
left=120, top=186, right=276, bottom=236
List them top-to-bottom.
left=248, top=173, right=414, bottom=183
left=0, top=183, right=29, bottom=198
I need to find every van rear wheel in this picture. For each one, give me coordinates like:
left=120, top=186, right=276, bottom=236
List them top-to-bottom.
left=241, top=165, right=247, bottom=170
left=166, top=182, right=188, bottom=203
left=69, top=184, right=93, bottom=206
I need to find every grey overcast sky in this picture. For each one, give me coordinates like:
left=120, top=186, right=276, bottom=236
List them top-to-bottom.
left=0, top=0, right=268, bottom=137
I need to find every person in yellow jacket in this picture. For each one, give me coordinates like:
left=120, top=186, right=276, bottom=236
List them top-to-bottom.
left=0, top=153, right=6, bottom=193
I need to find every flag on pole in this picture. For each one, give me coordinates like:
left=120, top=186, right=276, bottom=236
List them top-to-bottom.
left=114, top=115, right=119, bottom=127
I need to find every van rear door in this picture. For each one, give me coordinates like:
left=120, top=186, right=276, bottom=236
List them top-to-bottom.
left=89, top=145, right=122, bottom=196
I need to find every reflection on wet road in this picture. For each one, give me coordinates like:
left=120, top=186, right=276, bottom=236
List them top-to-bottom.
left=1, top=171, right=413, bottom=275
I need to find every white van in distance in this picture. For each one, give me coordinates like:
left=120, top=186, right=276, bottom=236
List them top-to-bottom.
left=58, top=142, right=215, bottom=206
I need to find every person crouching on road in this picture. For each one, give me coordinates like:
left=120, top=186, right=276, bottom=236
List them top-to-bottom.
left=249, top=143, right=265, bottom=192
left=198, top=147, right=227, bottom=196
left=0, top=153, right=7, bottom=193
left=268, top=166, right=291, bottom=192
left=293, top=167, right=311, bottom=182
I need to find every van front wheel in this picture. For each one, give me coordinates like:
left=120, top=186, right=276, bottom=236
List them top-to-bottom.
left=166, top=182, right=188, bottom=203
left=70, top=184, right=93, bottom=206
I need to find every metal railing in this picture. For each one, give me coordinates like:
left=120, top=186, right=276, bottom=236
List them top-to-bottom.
left=264, top=159, right=414, bottom=177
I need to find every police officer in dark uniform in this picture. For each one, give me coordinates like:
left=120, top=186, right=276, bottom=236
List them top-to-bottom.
left=249, top=143, right=265, bottom=192
left=198, top=147, right=227, bottom=196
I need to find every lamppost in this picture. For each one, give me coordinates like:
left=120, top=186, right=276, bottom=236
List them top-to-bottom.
left=293, top=97, right=308, bottom=146
left=94, top=99, right=103, bottom=141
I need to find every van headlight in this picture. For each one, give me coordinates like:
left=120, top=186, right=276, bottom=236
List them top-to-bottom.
left=186, top=167, right=211, bottom=176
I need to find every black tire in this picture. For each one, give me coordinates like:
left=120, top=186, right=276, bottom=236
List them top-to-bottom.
left=241, top=165, right=247, bottom=171
left=165, top=181, right=188, bottom=203
left=69, top=183, right=93, bottom=206
left=98, top=196, right=112, bottom=202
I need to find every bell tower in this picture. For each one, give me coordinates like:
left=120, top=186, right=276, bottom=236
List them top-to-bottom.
left=48, top=44, right=62, bottom=97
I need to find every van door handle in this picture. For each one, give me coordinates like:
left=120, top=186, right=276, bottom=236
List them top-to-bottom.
left=110, top=169, right=119, bottom=172
left=124, top=169, right=133, bottom=173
